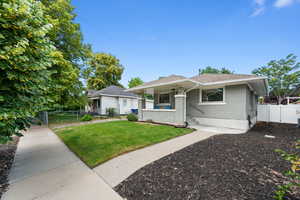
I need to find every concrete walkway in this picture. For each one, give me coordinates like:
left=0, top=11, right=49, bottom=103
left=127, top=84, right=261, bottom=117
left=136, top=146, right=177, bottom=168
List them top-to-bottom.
left=2, top=126, right=123, bottom=200
left=94, top=129, right=220, bottom=187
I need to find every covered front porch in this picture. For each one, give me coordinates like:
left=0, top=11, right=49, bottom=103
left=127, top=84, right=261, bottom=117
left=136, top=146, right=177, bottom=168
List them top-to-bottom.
left=133, top=79, right=198, bottom=126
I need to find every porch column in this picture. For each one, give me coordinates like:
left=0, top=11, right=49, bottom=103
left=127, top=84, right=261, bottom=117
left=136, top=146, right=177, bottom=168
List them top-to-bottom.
left=174, top=93, right=186, bottom=126
left=138, top=96, right=145, bottom=121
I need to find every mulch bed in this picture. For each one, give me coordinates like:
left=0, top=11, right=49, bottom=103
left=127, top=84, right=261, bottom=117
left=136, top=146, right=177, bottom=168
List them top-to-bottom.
left=115, top=122, right=300, bottom=200
left=0, top=138, right=18, bottom=199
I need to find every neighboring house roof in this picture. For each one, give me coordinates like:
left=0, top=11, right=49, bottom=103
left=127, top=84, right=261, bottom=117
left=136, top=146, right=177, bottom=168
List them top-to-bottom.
left=126, top=73, right=268, bottom=96
left=88, top=85, right=138, bottom=98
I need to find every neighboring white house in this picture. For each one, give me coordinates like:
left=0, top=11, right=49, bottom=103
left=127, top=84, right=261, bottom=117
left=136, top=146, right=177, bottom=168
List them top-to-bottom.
left=86, top=85, right=153, bottom=115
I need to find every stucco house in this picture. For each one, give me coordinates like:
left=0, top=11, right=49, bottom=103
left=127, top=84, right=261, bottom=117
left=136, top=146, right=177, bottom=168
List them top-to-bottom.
left=126, top=74, right=268, bottom=131
left=86, top=85, right=147, bottom=115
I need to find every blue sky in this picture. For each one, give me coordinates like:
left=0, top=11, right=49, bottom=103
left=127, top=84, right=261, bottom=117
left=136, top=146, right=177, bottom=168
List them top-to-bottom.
left=72, top=0, right=300, bottom=87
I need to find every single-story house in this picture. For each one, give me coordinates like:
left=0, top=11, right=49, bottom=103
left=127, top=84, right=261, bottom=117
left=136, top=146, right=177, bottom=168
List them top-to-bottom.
left=126, top=74, right=268, bottom=131
left=86, top=85, right=153, bottom=115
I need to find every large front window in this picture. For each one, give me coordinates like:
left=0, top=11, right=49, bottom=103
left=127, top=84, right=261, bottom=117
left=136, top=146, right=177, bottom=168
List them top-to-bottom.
left=200, top=88, right=225, bottom=103
left=159, top=93, right=170, bottom=104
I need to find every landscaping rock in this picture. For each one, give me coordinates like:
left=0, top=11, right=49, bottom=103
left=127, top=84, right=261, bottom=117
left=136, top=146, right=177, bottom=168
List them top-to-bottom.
left=115, top=122, right=300, bottom=200
left=0, top=138, right=18, bottom=199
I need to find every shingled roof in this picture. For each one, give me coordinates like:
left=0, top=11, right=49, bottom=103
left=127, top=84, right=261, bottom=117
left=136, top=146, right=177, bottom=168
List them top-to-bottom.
left=190, top=73, right=259, bottom=83
left=87, top=85, right=138, bottom=98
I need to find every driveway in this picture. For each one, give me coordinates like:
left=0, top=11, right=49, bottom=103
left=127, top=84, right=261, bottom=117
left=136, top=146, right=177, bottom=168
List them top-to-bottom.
left=2, top=126, right=122, bottom=200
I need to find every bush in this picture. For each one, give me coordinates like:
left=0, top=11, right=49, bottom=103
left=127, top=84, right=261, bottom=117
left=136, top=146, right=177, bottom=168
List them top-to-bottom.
left=106, top=108, right=116, bottom=117
left=127, top=113, right=138, bottom=121
left=80, top=114, right=93, bottom=121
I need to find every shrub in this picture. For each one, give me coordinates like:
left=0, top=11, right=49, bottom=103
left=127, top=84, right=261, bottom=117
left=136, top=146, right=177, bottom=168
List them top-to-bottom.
left=106, top=108, right=116, bottom=117
left=127, top=113, right=138, bottom=121
left=80, top=114, right=93, bottom=121
left=274, top=140, right=300, bottom=200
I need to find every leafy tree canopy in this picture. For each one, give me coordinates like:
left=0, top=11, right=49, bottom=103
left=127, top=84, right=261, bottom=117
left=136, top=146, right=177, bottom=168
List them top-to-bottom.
left=0, top=0, right=58, bottom=143
left=40, top=0, right=91, bottom=110
left=84, top=53, right=124, bottom=90
left=252, top=54, right=300, bottom=100
left=199, top=66, right=234, bottom=74
left=128, top=77, right=144, bottom=88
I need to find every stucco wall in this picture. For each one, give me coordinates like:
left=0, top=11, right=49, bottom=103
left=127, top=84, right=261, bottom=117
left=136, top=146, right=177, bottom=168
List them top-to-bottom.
left=186, top=85, right=248, bottom=120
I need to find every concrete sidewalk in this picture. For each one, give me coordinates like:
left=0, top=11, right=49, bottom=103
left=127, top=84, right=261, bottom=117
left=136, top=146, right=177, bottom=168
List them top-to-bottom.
left=2, top=126, right=123, bottom=200
left=94, top=129, right=219, bottom=187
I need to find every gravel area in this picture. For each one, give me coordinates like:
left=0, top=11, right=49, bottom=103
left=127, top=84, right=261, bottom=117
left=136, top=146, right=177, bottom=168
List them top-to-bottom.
left=115, top=123, right=300, bottom=200
left=0, top=138, right=18, bottom=199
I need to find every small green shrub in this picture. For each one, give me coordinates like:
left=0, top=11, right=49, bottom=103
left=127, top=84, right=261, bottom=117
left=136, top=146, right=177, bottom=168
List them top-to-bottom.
left=106, top=108, right=116, bottom=117
left=127, top=113, right=138, bottom=121
left=80, top=114, right=93, bottom=121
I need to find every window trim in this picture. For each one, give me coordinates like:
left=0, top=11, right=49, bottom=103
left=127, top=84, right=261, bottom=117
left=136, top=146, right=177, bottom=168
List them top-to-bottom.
left=199, top=87, right=226, bottom=105
left=158, top=92, right=171, bottom=105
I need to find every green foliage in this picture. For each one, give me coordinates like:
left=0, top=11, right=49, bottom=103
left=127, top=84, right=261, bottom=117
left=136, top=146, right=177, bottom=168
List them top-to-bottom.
left=0, top=0, right=57, bottom=143
left=40, top=0, right=92, bottom=110
left=84, top=53, right=124, bottom=90
left=252, top=54, right=300, bottom=101
left=199, top=66, right=234, bottom=74
left=128, top=77, right=144, bottom=88
left=106, top=107, right=116, bottom=117
left=127, top=113, right=138, bottom=121
left=80, top=114, right=93, bottom=121
left=274, top=140, right=300, bottom=200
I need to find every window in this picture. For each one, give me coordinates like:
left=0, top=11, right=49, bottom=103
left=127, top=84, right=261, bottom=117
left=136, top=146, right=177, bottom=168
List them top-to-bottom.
left=200, top=87, right=225, bottom=103
left=159, top=93, right=170, bottom=104
left=123, top=99, right=127, bottom=106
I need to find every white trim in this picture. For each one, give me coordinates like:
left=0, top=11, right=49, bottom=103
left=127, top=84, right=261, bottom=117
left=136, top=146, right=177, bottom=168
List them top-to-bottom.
left=202, top=77, right=267, bottom=86
left=126, top=79, right=200, bottom=92
left=199, top=87, right=226, bottom=105
left=174, top=94, right=186, bottom=98
left=142, top=109, right=176, bottom=112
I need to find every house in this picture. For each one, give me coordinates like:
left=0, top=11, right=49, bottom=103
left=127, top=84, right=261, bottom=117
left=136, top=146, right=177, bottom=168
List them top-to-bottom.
left=126, top=74, right=268, bottom=131
left=86, top=85, right=153, bottom=115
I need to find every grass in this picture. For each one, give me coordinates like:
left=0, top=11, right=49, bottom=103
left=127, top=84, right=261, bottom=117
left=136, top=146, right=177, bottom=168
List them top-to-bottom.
left=55, top=121, right=194, bottom=168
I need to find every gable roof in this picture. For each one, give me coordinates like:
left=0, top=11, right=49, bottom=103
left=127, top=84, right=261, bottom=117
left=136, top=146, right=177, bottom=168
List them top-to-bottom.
left=88, top=85, right=138, bottom=98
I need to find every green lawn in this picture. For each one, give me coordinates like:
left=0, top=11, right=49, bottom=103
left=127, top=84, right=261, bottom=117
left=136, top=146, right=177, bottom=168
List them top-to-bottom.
left=55, top=121, right=193, bottom=168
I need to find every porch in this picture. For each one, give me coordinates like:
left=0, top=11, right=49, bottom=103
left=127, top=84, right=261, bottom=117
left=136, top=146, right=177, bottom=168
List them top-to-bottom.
left=138, top=88, right=188, bottom=126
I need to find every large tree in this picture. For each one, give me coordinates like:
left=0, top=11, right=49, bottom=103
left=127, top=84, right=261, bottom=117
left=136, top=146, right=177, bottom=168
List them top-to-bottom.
left=0, top=0, right=58, bottom=143
left=40, top=0, right=91, bottom=109
left=84, top=53, right=124, bottom=90
left=252, top=54, right=300, bottom=103
left=199, top=66, right=234, bottom=74
left=128, top=77, right=144, bottom=88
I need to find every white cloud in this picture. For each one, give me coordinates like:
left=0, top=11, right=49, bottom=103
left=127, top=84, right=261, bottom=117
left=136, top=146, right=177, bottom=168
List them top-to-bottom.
left=251, top=0, right=266, bottom=17
left=274, top=0, right=294, bottom=7
left=251, top=7, right=266, bottom=16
